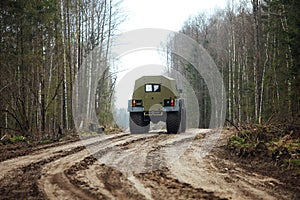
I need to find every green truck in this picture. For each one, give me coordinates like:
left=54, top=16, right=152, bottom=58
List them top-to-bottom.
left=128, top=75, right=186, bottom=134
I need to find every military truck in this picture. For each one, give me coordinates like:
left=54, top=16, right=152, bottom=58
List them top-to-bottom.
left=128, top=75, right=186, bottom=134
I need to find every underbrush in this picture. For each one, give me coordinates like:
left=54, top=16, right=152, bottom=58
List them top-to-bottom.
left=227, top=124, right=300, bottom=172
left=104, top=127, right=123, bottom=134
left=0, top=129, right=78, bottom=146
left=0, top=135, right=31, bottom=145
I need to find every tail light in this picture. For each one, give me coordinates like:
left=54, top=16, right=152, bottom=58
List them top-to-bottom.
left=164, top=98, right=175, bottom=106
left=132, top=99, right=136, bottom=107
left=132, top=99, right=142, bottom=107
left=170, top=99, right=174, bottom=106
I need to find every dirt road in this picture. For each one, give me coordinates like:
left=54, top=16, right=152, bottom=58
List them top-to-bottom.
left=0, top=129, right=298, bottom=199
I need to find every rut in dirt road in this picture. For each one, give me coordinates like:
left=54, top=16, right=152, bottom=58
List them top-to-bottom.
left=0, top=129, right=297, bottom=200
left=57, top=129, right=225, bottom=200
left=0, top=133, right=133, bottom=199
left=39, top=133, right=160, bottom=200
left=0, top=146, right=85, bottom=199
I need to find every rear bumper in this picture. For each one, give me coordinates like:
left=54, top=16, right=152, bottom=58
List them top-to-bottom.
left=127, top=99, right=182, bottom=113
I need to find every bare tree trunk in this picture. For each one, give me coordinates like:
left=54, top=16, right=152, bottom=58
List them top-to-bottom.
left=60, top=0, right=68, bottom=129
left=252, top=0, right=262, bottom=123
left=259, top=9, right=270, bottom=124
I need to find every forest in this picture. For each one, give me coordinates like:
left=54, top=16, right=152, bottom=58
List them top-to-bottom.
left=0, top=0, right=299, bottom=139
left=0, top=0, right=122, bottom=139
left=169, top=0, right=300, bottom=127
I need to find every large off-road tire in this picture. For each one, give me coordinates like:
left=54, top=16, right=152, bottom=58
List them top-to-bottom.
left=166, top=111, right=181, bottom=134
left=129, top=112, right=150, bottom=134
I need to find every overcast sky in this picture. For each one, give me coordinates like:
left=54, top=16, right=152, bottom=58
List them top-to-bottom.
left=114, top=0, right=228, bottom=108
left=115, top=0, right=228, bottom=73
left=119, top=0, right=227, bottom=32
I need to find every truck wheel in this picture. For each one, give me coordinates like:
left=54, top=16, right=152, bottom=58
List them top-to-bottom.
left=166, top=111, right=181, bottom=134
left=130, top=112, right=149, bottom=134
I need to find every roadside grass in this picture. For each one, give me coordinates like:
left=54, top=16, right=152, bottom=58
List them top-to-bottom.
left=0, top=135, right=31, bottom=145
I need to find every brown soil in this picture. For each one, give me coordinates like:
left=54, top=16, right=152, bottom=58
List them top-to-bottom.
left=221, top=125, right=300, bottom=199
left=0, top=129, right=298, bottom=200
left=0, top=137, right=79, bottom=162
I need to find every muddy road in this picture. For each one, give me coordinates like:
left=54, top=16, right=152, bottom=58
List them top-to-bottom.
left=0, top=129, right=298, bottom=199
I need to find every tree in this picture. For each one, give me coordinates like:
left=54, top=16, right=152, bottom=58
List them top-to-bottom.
left=0, top=0, right=123, bottom=138
left=167, top=0, right=299, bottom=126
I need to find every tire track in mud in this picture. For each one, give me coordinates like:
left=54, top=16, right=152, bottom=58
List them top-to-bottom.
left=1, top=129, right=289, bottom=200
left=59, top=130, right=223, bottom=200
left=98, top=130, right=202, bottom=174
left=129, top=130, right=226, bottom=199
left=142, top=130, right=204, bottom=172
left=169, top=130, right=295, bottom=200
left=0, top=133, right=132, bottom=199
left=0, top=133, right=129, bottom=180
left=38, top=133, right=160, bottom=200
left=44, top=133, right=180, bottom=199
left=60, top=134, right=169, bottom=199
left=98, top=134, right=170, bottom=173
left=0, top=137, right=80, bottom=162
left=0, top=146, right=85, bottom=199
left=65, top=156, right=147, bottom=200
left=135, top=169, right=226, bottom=200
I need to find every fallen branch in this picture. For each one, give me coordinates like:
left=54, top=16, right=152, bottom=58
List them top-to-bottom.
left=225, top=118, right=240, bottom=132
left=1, top=135, right=6, bottom=141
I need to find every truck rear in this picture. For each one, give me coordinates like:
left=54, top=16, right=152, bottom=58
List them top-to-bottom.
left=128, top=75, right=186, bottom=134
